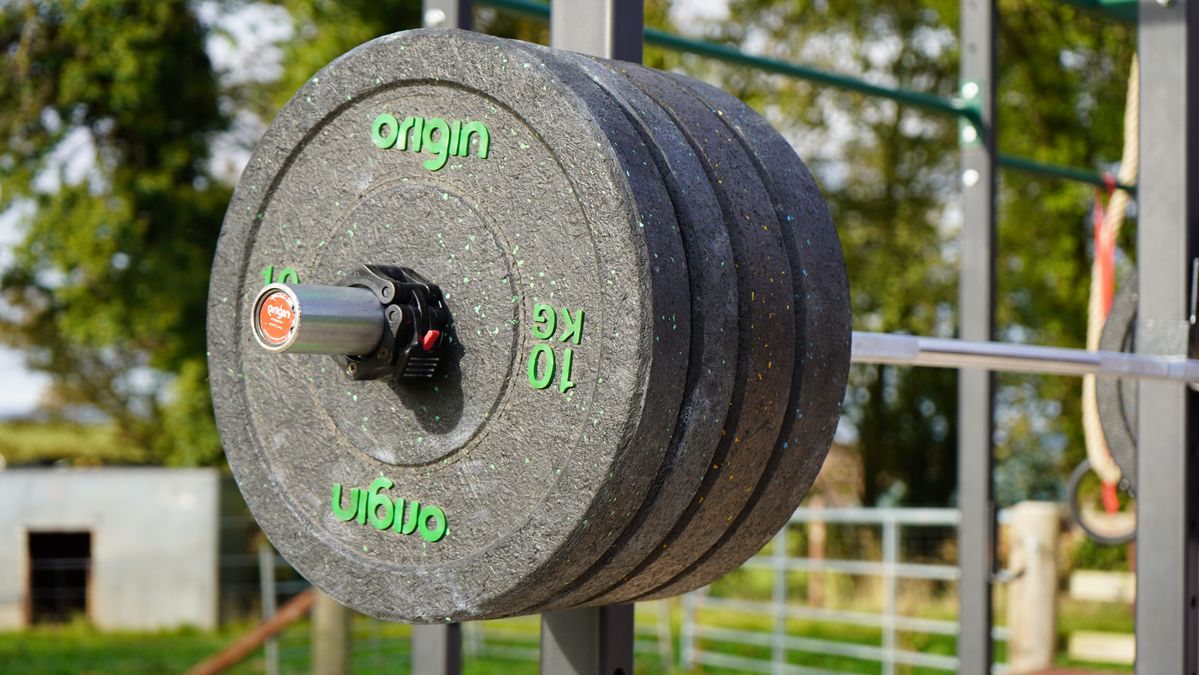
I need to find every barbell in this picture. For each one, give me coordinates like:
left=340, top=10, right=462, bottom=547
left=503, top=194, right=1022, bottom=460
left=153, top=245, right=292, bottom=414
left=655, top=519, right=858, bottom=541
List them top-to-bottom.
left=209, top=27, right=1199, bottom=622
left=208, top=28, right=850, bottom=623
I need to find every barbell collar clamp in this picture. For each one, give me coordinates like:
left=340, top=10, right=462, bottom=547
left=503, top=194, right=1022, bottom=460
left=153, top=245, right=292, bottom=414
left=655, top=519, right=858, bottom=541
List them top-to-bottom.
left=250, top=264, right=450, bottom=381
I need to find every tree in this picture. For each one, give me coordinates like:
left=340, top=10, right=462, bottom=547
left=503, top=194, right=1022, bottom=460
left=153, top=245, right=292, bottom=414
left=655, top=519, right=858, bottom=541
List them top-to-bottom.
left=1, top=0, right=228, bottom=464
left=709, top=0, right=1134, bottom=505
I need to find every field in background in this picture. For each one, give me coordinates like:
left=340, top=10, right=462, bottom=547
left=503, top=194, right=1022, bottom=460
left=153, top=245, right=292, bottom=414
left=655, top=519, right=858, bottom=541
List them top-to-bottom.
left=0, top=592, right=1133, bottom=674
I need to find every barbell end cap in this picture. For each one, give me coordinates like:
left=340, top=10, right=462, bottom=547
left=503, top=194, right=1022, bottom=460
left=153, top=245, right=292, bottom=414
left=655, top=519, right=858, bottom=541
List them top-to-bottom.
left=252, top=283, right=302, bottom=353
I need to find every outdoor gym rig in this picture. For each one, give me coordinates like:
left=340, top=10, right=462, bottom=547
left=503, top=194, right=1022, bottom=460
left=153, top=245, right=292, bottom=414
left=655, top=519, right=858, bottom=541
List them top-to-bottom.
left=205, top=1, right=1199, bottom=673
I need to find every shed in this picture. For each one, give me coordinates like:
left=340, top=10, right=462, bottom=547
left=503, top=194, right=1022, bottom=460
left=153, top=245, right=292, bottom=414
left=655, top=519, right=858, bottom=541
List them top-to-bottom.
left=0, top=467, right=219, bottom=630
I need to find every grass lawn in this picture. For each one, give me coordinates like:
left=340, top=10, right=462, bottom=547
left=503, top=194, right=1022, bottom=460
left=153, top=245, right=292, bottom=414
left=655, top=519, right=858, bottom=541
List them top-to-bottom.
left=0, top=594, right=1134, bottom=675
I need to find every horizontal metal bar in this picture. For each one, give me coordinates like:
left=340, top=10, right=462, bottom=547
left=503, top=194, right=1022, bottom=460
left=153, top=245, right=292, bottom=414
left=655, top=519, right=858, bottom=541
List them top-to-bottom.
left=477, top=0, right=1137, bottom=192
left=478, top=0, right=970, bottom=118
left=1055, top=0, right=1138, bottom=24
left=642, top=28, right=975, bottom=120
left=997, top=153, right=1136, bottom=194
left=852, top=331, right=1199, bottom=382
left=790, top=506, right=960, bottom=526
left=739, top=555, right=959, bottom=580
left=701, top=596, right=1011, bottom=642
left=700, top=597, right=959, bottom=635
left=696, top=625, right=961, bottom=670
left=694, top=650, right=846, bottom=675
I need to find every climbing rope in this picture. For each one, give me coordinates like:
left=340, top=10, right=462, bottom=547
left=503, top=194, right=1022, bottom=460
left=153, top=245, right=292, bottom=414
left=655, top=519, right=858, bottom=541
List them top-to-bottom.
left=1082, top=54, right=1138, bottom=508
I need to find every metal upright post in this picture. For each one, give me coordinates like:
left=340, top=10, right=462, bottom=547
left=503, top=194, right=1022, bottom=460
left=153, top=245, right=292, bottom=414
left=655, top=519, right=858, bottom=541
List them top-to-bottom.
left=422, top=0, right=473, bottom=29
left=550, top=0, right=643, bottom=62
left=957, top=0, right=997, bottom=672
left=1135, top=1, right=1199, bottom=672
left=540, top=2, right=642, bottom=672
left=409, top=5, right=469, bottom=671
left=881, top=518, right=899, bottom=675
left=257, top=541, right=280, bottom=675
left=311, top=591, right=352, bottom=675
left=412, top=624, right=463, bottom=675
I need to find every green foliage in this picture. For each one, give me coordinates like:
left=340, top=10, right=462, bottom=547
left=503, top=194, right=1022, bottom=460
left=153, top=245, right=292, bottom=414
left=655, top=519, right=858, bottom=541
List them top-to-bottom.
left=0, top=0, right=228, bottom=464
left=0, top=0, right=1138, bottom=491
left=254, top=0, right=422, bottom=116
left=709, top=0, right=1135, bottom=505
left=0, top=420, right=146, bottom=466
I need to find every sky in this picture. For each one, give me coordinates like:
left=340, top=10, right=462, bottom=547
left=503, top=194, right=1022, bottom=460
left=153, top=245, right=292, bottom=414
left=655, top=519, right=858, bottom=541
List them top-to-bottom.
left=0, top=0, right=732, bottom=419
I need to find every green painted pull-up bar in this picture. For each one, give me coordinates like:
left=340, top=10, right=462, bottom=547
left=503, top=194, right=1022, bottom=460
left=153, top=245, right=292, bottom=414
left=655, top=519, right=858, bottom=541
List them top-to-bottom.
left=478, top=0, right=1137, bottom=193
left=1057, top=0, right=1137, bottom=24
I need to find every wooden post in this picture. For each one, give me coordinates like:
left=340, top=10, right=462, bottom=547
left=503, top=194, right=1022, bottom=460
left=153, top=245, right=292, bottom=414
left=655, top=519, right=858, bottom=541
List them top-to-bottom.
left=808, top=496, right=826, bottom=607
left=1006, top=501, right=1060, bottom=673
left=312, top=590, right=351, bottom=675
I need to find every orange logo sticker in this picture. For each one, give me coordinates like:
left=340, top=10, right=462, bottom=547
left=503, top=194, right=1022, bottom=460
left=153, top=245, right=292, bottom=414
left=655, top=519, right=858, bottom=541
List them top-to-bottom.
left=258, top=291, right=296, bottom=345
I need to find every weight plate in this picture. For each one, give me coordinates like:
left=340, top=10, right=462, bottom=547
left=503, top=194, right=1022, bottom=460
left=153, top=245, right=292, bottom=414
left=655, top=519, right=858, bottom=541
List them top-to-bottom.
left=208, top=28, right=690, bottom=622
left=472, top=39, right=696, bottom=616
left=509, top=48, right=738, bottom=613
left=583, top=63, right=798, bottom=605
left=635, top=74, right=851, bottom=600
left=1098, top=273, right=1138, bottom=490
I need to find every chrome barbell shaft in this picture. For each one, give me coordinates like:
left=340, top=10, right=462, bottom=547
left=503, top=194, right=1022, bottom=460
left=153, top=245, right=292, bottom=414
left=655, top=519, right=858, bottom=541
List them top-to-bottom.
left=851, top=331, right=1199, bottom=383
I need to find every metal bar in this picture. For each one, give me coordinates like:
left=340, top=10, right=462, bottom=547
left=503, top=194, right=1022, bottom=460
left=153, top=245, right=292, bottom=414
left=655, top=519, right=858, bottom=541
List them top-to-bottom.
left=423, top=0, right=474, bottom=29
left=479, top=0, right=1137, bottom=192
left=550, top=0, right=642, bottom=61
left=957, top=0, right=997, bottom=671
left=1056, top=0, right=1138, bottom=23
left=1135, top=0, right=1199, bottom=672
left=541, top=4, right=641, bottom=673
left=414, top=5, right=472, bottom=671
left=641, top=27, right=974, bottom=120
left=996, top=153, right=1136, bottom=193
left=850, top=331, right=1199, bottom=382
left=790, top=506, right=959, bottom=525
left=881, top=519, right=898, bottom=675
left=771, top=529, right=787, bottom=675
left=257, top=540, right=280, bottom=675
left=748, top=557, right=959, bottom=581
left=680, top=592, right=697, bottom=670
left=690, top=595, right=1012, bottom=639
left=654, top=601, right=673, bottom=672
left=539, top=605, right=634, bottom=675
left=412, top=624, right=462, bottom=675
left=695, top=626, right=961, bottom=671
left=692, top=650, right=842, bottom=675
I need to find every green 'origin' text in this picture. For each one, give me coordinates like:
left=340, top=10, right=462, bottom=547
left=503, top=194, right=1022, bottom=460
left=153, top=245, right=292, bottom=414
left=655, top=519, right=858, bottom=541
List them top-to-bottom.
left=371, top=113, right=490, bottom=171
left=332, top=476, right=448, bottom=543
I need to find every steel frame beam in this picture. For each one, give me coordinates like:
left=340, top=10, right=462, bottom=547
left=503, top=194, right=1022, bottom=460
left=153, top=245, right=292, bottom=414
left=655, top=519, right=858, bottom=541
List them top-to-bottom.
left=423, top=0, right=473, bottom=29
left=549, top=0, right=642, bottom=62
left=957, top=0, right=997, bottom=672
left=1135, top=0, right=1199, bottom=672
left=539, top=2, right=642, bottom=673
left=410, top=8, right=472, bottom=674
left=850, top=331, right=1199, bottom=382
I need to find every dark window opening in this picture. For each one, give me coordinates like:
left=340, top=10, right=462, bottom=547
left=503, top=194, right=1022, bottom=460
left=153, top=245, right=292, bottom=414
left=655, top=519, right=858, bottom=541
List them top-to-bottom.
left=28, top=531, right=91, bottom=624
